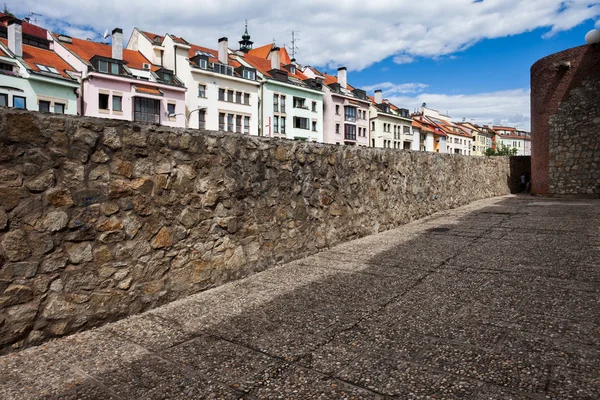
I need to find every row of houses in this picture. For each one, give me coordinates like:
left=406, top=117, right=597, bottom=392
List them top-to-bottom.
left=0, top=14, right=530, bottom=155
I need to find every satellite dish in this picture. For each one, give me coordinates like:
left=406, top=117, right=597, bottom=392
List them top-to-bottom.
left=103, top=29, right=110, bottom=39
left=585, top=29, right=600, bottom=44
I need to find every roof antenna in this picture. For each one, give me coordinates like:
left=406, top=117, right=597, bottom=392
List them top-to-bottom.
left=287, top=30, right=299, bottom=61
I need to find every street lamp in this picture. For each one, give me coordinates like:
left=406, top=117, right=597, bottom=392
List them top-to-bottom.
left=168, top=107, right=206, bottom=129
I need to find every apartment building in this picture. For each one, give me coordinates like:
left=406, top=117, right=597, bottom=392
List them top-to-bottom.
left=0, top=15, right=78, bottom=114
left=53, top=28, right=186, bottom=126
left=128, top=30, right=260, bottom=133
left=237, top=44, right=324, bottom=141
left=303, top=66, right=370, bottom=146
left=369, top=90, right=418, bottom=150
left=493, top=125, right=531, bottom=155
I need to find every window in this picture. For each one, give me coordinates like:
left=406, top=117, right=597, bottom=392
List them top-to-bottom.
left=199, top=59, right=208, bottom=69
left=98, top=60, right=108, bottom=73
left=0, top=62, right=13, bottom=72
left=111, top=63, right=119, bottom=75
left=36, top=64, right=59, bottom=74
left=243, top=69, right=255, bottom=80
left=198, top=84, right=206, bottom=98
left=218, top=88, right=225, bottom=101
left=227, top=90, right=234, bottom=102
left=236, top=92, right=242, bottom=104
left=0, top=93, right=8, bottom=107
left=99, top=93, right=109, bottom=110
left=244, top=93, right=250, bottom=105
left=273, top=94, right=279, bottom=112
left=112, top=95, right=122, bottom=112
left=13, top=96, right=26, bottom=109
left=280, top=96, right=286, bottom=113
left=134, top=97, right=160, bottom=123
left=293, top=97, right=306, bottom=109
left=39, top=100, right=50, bottom=113
left=312, top=101, right=317, bottom=112
left=54, top=103, right=65, bottom=114
left=167, top=103, right=176, bottom=116
left=335, top=105, right=340, bottom=115
left=344, top=106, right=356, bottom=122
left=198, top=110, right=206, bottom=129
left=363, top=110, right=367, bottom=119
left=218, top=113, right=225, bottom=131
left=227, top=114, right=234, bottom=132
left=236, top=115, right=242, bottom=133
left=244, top=116, right=250, bottom=134
left=274, top=116, right=279, bottom=133
left=280, top=117, right=286, bottom=134
left=294, top=117, right=309, bottom=130
left=312, top=121, right=317, bottom=131
left=372, top=121, right=375, bottom=131
left=335, top=124, right=340, bottom=134
left=344, top=124, right=356, bottom=140
left=403, top=126, right=411, bottom=134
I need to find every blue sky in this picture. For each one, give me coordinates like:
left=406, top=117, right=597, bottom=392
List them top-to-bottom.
left=7, top=0, right=600, bottom=129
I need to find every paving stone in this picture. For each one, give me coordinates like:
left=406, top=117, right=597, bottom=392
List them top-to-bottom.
left=0, top=195, right=598, bottom=399
left=161, top=334, right=277, bottom=391
left=248, top=364, right=385, bottom=399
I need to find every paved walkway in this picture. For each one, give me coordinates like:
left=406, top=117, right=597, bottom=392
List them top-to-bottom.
left=1, top=195, right=598, bottom=399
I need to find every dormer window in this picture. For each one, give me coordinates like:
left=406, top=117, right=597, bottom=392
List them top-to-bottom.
left=199, top=58, right=208, bottom=69
left=95, top=59, right=121, bottom=75
left=0, top=62, right=13, bottom=73
left=213, top=63, right=233, bottom=76
left=242, top=69, right=255, bottom=80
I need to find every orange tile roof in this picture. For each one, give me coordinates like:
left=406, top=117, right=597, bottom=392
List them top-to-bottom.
left=0, top=13, right=48, bottom=39
left=142, top=31, right=165, bottom=45
left=63, top=37, right=151, bottom=70
left=0, top=38, right=75, bottom=79
left=247, top=43, right=292, bottom=65
left=0, top=46, right=6, bottom=57
left=240, top=51, right=308, bottom=81
left=133, top=85, right=162, bottom=95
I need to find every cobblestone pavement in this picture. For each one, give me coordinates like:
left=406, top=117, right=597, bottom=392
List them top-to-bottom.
left=1, top=195, right=598, bottom=399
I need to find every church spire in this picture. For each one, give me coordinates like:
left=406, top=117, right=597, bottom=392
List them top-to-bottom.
left=239, top=20, right=253, bottom=52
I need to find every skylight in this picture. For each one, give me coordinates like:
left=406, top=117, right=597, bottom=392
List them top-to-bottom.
left=195, top=50, right=214, bottom=58
left=36, top=64, right=59, bottom=74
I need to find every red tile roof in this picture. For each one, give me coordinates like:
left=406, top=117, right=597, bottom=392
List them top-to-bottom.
left=0, top=13, right=48, bottom=39
left=62, top=37, right=151, bottom=70
left=0, top=38, right=75, bottom=79
left=247, top=43, right=292, bottom=65
left=240, top=51, right=308, bottom=81
left=133, top=85, right=162, bottom=95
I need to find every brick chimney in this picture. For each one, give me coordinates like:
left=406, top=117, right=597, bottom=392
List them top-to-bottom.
left=8, top=19, right=23, bottom=58
left=112, top=28, right=123, bottom=61
left=218, top=37, right=228, bottom=65
left=270, top=47, right=281, bottom=70
left=337, top=67, right=347, bottom=89
left=374, top=89, right=383, bottom=104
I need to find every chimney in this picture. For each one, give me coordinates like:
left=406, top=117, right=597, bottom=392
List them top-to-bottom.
left=8, top=19, right=23, bottom=58
left=112, top=28, right=123, bottom=61
left=218, top=37, right=228, bottom=65
left=270, top=47, right=281, bottom=70
left=337, top=67, right=347, bottom=89
left=374, top=89, right=383, bottom=104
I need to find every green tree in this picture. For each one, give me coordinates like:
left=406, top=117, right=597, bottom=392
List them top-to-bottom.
left=485, top=144, right=518, bottom=156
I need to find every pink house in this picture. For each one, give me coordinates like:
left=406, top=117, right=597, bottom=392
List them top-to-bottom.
left=51, top=28, right=186, bottom=127
left=303, top=66, right=370, bottom=146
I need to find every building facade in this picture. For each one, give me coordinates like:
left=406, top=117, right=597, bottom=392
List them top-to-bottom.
left=0, top=16, right=78, bottom=114
left=53, top=28, right=186, bottom=127
left=128, top=30, right=260, bottom=133
left=237, top=45, right=324, bottom=141
left=303, top=67, right=370, bottom=146
left=369, top=90, right=417, bottom=150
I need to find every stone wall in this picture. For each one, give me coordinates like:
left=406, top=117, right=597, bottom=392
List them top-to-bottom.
left=530, top=43, right=600, bottom=196
left=0, top=109, right=511, bottom=352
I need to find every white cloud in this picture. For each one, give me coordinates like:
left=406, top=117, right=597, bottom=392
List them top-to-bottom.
left=7, top=0, right=600, bottom=70
left=595, top=19, right=600, bottom=28
left=393, top=54, right=414, bottom=65
left=361, top=82, right=429, bottom=95
left=385, top=88, right=531, bottom=130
